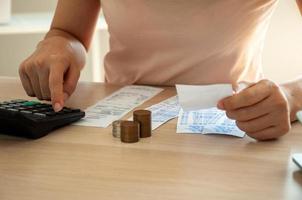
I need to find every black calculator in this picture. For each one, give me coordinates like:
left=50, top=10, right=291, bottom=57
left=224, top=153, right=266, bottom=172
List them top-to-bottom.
left=0, top=99, right=85, bottom=139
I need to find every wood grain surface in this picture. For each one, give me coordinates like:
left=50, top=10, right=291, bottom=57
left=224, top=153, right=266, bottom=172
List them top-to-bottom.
left=0, top=77, right=301, bottom=200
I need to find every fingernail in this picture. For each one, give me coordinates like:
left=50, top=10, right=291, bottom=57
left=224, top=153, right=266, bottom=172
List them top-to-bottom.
left=217, top=101, right=225, bottom=110
left=54, top=103, right=62, bottom=112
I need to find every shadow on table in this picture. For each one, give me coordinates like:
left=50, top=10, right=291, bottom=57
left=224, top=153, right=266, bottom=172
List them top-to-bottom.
left=293, top=170, right=302, bottom=186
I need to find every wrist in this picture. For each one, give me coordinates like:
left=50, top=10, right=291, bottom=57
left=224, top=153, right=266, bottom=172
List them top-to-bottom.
left=45, top=28, right=87, bottom=51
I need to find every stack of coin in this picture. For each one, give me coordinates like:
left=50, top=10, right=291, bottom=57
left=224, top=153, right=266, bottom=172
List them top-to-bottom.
left=133, top=110, right=152, bottom=138
left=112, top=120, right=124, bottom=138
left=120, top=121, right=140, bottom=143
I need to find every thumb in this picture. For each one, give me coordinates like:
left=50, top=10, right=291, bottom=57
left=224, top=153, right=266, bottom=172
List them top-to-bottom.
left=49, top=62, right=67, bottom=112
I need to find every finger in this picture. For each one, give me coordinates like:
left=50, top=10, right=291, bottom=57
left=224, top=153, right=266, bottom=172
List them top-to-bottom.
left=19, top=62, right=35, bottom=97
left=49, top=62, right=67, bottom=112
left=25, top=66, right=43, bottom=100
left=63, top=67, right=80, bottom=99
left=38, top=70, right=51, bottom=100
left=222, top=80, right=274, bottom=110
left=233, top=81, right=255, bottom=93
left=226, top=96, right=273, bottom=121
left=235, top=113, right=277, bottom=133
left=247, top=125, right=290, bottom=141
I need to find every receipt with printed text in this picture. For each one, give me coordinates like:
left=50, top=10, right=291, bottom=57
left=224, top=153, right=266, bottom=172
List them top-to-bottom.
left=74, top=86, right=163, bottom=128
left=128, top=96, right=180, bottom=130
left=146, top=96, right=180, bottom=130
left=177, top=107, right=245, bottom=137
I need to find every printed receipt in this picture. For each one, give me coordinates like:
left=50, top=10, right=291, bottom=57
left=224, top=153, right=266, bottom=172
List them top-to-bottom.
left=74, top=86, right=163, bottom=128
left=144, top=96, right=180, bottom=130
left=177, top=107, right=245, bottom=137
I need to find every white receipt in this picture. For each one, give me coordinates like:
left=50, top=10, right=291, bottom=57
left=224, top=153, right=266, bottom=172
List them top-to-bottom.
left=176, top=84, right=233, bottom=111
left=74, top=86, right=163, bottom=128
left=128, top=96, right=180, bottom=130
left=147, top=96, right=180, bottom=130
left=177, top=107, right=245, bottom=137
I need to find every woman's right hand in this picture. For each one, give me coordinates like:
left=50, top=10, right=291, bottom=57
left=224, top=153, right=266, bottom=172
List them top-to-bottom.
left=19, top=34, right=86, bottom=112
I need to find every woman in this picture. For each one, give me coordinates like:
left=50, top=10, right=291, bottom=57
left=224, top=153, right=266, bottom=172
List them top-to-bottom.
left=18, top=0, right=302, bottom=140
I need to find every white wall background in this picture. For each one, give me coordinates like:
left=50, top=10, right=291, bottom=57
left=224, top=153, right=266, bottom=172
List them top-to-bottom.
left=0, top=0, right=301, bottom=83
left=0, top=0, right=98, bottom=81
left=11, top=0, right=57, bottom=12
left=263, top=0, right=302, bottom=83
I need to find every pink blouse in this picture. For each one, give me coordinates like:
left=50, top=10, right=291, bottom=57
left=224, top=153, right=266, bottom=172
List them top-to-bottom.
left=101, top=0, right=278, bottom=86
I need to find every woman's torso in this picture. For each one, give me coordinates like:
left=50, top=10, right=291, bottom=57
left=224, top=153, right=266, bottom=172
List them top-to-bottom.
left=101, top=0, right=278, bottom=86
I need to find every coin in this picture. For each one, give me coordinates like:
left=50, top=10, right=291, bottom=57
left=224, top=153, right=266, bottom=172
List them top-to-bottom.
left=133, top=110, right=152, bottom=138
left=112, top=120, right=124, bottom=138
left=120, top=121, right=140, bottom=143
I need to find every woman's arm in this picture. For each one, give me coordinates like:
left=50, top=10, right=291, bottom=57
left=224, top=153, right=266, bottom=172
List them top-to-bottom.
left=47, top=0, right=101, bottom=50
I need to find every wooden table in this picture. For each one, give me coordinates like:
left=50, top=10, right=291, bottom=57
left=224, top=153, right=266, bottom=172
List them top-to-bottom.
left=0, top=77, right=301, bottom=200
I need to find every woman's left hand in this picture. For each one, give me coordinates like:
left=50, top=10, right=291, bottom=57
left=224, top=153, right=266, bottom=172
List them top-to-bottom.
left=218, top=79, right=291, bottom=141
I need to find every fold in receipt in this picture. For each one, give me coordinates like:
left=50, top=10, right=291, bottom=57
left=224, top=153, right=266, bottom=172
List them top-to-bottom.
left=176, top=84, right=233, bottom=111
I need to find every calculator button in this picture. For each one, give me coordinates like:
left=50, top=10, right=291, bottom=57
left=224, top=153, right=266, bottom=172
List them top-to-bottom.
left=11, top=99, right=27, bottom=103
left=22, top=101, right=41, bottom=106
left=13, top=103, right=23, bottom=107
left=9, top=104, right=20, bottom=107
left=35, top=104, right=47, bottom=107
left=43, top=104, right=52, bottom=107
left=39, top=105, right=52, bottom=110
left=24, top=106, right=34, bottom=109
left=19, top=107, right=30, bottom=110
left=39, top=108, right=50, bottom=112
left=48, top=108, right=55, bottom=111
left=62, top=108, right=72, bottom=113
left=7, top=109, right=19, bottom=112
left=20, top=110, right=32, bottom=114
left=57, top=111, right=66, bottom=115
left=45, top=112, right=56, bottom=116
left=33, top=113, right=46, bottom=117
